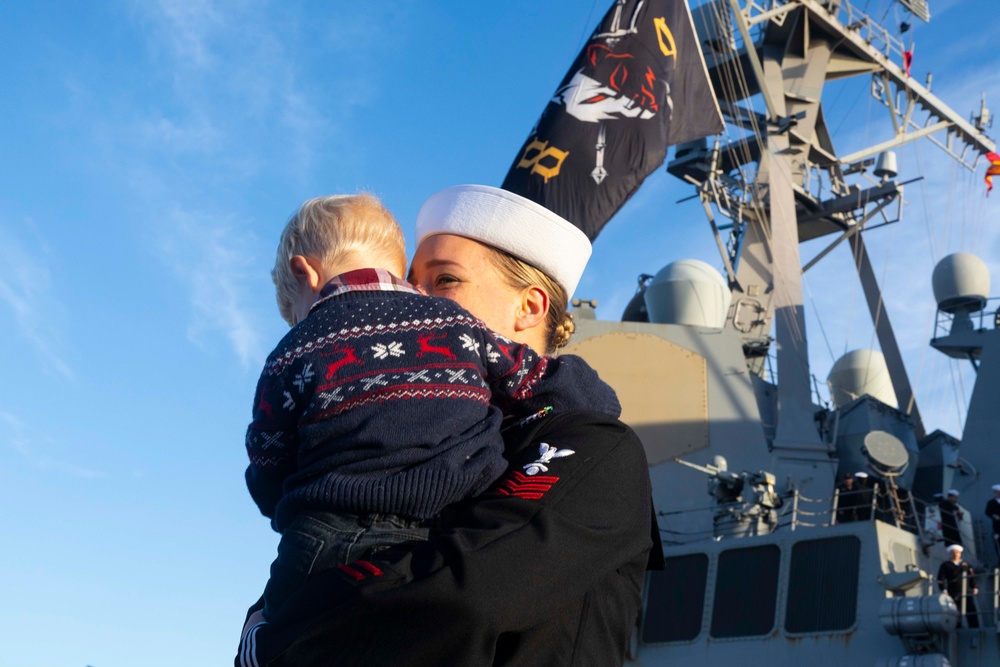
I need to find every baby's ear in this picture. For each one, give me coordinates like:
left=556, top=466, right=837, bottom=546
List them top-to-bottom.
left=290, top=255, right=324, bottom=291
left=290, top=255, right=308, bottom=275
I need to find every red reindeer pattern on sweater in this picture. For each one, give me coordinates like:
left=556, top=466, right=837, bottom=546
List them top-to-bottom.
left=244, top=268, right=620, bottom=529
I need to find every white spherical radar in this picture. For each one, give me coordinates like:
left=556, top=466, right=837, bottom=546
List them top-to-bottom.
left=642, top=259, right=731, bottom=328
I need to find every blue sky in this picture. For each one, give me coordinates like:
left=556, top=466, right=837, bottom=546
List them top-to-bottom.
left=1, top=1, right=998, bottom=665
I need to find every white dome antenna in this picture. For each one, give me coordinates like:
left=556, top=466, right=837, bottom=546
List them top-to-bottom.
left=932, top=252, right=990, bottom=315
left=642, top=260, right=731, bottom=328
left=827, top=349, right=897, bottom=409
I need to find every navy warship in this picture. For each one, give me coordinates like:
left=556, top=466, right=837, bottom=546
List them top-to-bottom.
left=552, top=1, right=998, bottom=664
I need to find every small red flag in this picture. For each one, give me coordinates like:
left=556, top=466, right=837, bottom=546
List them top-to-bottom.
left=985, top=152, right=1000, bottom=195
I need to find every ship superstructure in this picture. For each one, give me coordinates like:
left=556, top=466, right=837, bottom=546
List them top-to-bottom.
left=561, top=1, right=999, bottom=664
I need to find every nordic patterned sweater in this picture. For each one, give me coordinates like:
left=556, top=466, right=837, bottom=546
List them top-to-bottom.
left=245, top=268, right=621, bottom=531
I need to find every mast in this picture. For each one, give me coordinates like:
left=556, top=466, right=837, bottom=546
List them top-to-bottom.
left=669, top=0, right=995, bottom=446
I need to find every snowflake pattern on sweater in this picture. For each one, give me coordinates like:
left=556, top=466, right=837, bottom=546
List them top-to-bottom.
left=245, top=269, right=620, bottom=530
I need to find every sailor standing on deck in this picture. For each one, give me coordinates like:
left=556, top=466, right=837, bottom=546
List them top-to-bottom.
left=853, top=472, right=873, bottom=521
left=836, top=473, right=859, bottom=523
left=985, top=484, right=1000, bottom=557
left=939, top=489, right=964, bottom=547
left=937, top=544, right=980, bottom=628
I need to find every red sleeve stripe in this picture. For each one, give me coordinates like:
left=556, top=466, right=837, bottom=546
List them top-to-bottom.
left=493, top=472, right=560, bottom=500
left=497, top=481, right=554, bottom=493
left=496, top=489, right=547, bottom=500
left=338, top=560, right=384, bottom=581
left=353, top=560, right=384, bottom=576
left=338, top=564, right=366, bottom=581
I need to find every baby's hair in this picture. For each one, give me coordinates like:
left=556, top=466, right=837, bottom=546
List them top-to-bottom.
left=272, top=193, right=406, bottom=325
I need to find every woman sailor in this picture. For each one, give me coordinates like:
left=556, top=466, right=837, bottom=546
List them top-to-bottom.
left=237, top=185, right=661, bottom=667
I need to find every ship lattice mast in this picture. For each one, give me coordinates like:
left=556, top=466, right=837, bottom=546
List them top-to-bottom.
left=669, top=0, right=994, bottom=447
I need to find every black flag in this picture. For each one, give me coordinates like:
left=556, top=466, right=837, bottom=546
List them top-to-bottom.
left=502, top=0, right=722, bottom=241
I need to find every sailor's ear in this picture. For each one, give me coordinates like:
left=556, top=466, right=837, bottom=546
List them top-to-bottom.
left=290, top=255, right=324, bottom=292
left=513, top=285, right=549, bottom=333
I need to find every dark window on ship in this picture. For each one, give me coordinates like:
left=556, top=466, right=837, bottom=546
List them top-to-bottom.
left=785, top=536, right=861, bottom=633
left=710, top=545, right=780, bottom=638
left=642, top=553, right=709, bottom=643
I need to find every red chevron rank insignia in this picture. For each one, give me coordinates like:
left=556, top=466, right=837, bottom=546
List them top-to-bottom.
left=494, top=471, right=560, bottom=499
left=338, top=560, right=384, bottom=582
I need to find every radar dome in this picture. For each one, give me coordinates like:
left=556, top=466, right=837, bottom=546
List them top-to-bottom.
left=932, top=252, right=990, bottom=313
left=642, top=259, right=731, bottom=327
left=827, top=349, right=897, bottom=409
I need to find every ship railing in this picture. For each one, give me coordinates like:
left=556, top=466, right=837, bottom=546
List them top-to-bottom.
left=821, top=0, right=906, bottom=62
left=734, top=1, right=905, bottom=64
left=932, top=296, right=1000, bottom=338
left=757, top=349, right=840, bottom=400
left=829, top=483, right=934, bottom=541
left=828, top=484, right=877, bottom=524
left=885, top=484, right=931, bottom=541
left=829, top=485, right=881, bottom=526
left=657, top=486, right=960, bottom=545
left=758, top=486, right=899, bottom=531
left=785, top=489, right=834, bottom=530
left=903, top=492, right=936, bottom=543
left=656, top=502, right=729, bottom=546
left=954, top=568, right=999, bottom=629
left=994, top=568, right=1000, bottom=630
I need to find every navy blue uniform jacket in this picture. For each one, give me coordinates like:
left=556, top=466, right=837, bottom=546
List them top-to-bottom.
left=237, top=409, right=660, bottom=666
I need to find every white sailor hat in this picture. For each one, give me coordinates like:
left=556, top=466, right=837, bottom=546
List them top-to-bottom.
left=416, top=185, right=592, bottom=297
left=853, top=471, right=869, bottom=478
left=992, top=484, right=1000, bottom=492
left=947, top=489, right=959, bottom=497
left=947, top=544, right=964, bottom=553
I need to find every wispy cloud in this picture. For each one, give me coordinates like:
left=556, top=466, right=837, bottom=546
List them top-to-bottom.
left=127, top=0, right=336, bottom=178
left=139, top=0, right=225, bottom=70
left=109, top=1, right=349, bottom=368
left=137, top=113, right=226, bottom=155
left=158, top=208, right=270, bottom=370
left=0, top=223, right=75, bottom=380
left=0, top=411, right=101, bottom=479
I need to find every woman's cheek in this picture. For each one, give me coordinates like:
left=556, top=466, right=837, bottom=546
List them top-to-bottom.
left=439, top=287, right=475, bottom=313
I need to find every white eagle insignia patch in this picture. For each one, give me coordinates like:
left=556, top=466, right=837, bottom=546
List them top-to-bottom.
left=523, top=442, right=575, bottom=476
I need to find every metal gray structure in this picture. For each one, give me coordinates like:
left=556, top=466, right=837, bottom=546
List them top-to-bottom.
left=561, top=0, right=1000, bottom=664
